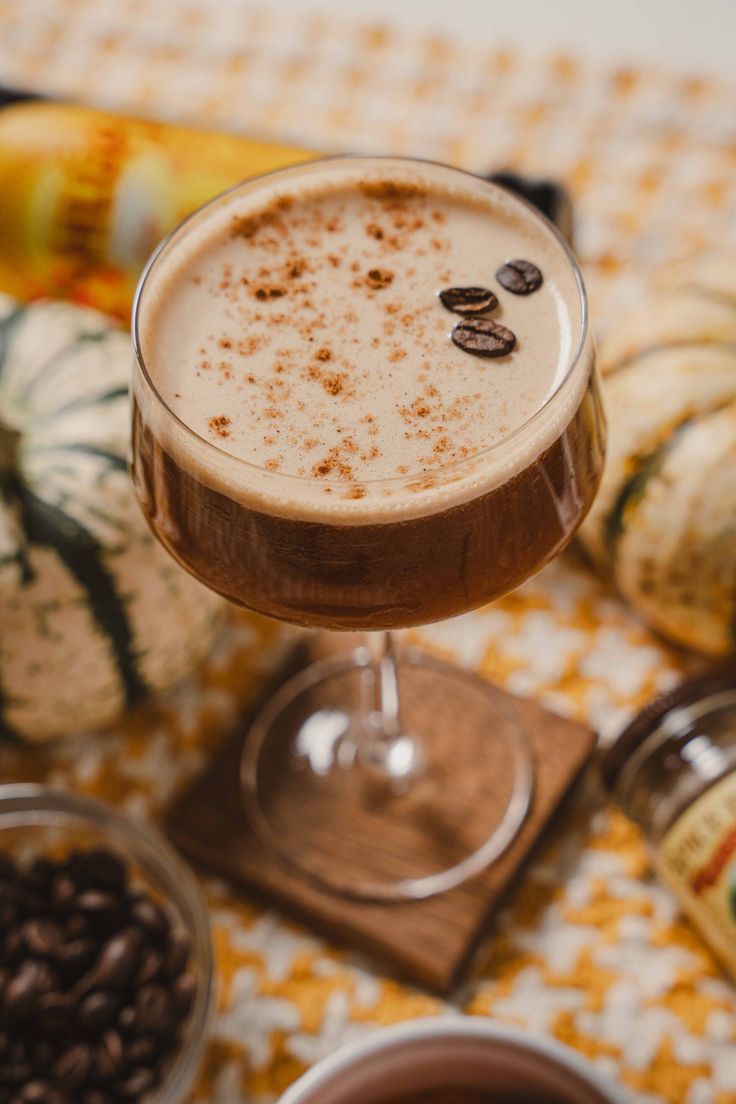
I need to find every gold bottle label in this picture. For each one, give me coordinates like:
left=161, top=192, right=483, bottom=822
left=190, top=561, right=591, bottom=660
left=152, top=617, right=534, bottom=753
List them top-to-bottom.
left=0, top=100, right=315, bottom=318
left=658, top=770, right=736, bottom=976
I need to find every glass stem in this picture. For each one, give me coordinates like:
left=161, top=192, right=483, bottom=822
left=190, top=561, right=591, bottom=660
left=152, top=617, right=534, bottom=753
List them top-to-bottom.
left=358, top=632, right=422, bottom=787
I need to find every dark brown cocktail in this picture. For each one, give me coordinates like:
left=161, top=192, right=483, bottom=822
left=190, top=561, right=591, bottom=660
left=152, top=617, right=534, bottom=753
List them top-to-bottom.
left=132, top=391, right=602, bottom=630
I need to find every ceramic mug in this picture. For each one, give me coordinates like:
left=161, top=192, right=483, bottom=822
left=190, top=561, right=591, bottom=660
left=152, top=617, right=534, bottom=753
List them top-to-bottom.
left=277, top=1018, right=630, bottom=1104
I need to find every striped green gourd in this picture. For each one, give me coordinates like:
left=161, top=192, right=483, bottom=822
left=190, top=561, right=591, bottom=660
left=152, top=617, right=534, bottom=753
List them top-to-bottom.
left=580, top=254, right=736, bottom=656
left=0, top=295, right=223, bottom=742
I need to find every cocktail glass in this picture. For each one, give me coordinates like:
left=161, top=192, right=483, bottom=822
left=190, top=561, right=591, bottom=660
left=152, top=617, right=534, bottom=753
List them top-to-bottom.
left=131, top=157, right=604, bottom=902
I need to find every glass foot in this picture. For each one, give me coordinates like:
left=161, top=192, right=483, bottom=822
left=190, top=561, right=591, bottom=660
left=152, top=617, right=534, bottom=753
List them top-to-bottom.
left=241, top=647, right=534, bottom=902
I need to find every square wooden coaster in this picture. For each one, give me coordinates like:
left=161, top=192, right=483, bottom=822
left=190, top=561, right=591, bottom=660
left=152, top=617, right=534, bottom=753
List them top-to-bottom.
left=167, top=641, right=595, bottom=994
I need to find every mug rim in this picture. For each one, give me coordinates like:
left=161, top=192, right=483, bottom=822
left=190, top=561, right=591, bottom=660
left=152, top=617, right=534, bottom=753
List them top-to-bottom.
left=277, top=1016, right=629, bottom=1104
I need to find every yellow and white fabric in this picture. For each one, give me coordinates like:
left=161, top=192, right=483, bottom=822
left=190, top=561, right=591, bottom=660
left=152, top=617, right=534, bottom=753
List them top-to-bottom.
left=1, top=2, right=735, bottom=1101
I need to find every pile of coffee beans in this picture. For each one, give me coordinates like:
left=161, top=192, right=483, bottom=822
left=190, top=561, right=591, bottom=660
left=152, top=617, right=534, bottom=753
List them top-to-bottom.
left=0, top=848, right=198, bottom=1104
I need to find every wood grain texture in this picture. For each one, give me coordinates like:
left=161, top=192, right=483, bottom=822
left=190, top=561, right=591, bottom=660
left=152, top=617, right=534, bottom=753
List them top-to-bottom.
left=167, top=639, right=596, bottom=993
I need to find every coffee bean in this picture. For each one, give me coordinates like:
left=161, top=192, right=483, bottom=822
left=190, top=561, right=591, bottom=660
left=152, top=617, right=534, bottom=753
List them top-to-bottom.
left=495, top=258, right=543, bottom=295
left=438, top=286, right=498, bottom=316
left=451, top=318, right=516, bottom=358
left=0, top=851, right=194, bottom=1102
left=69, top=851, right=126, bottom=895
left=0, top=856, right=16, bottom=883
left=24, top=859, right=57, bottom=896
left=51, top=876, right=77, bottom=919
left=15, top=891, right=43, bottom=921
left=76, top=892, right=120, bottom=930
left=128, top=898, right=169, bottom=943
left=0, top=899, right=19, bottom=935
left=63, top=917, right=91, bottom=944
left=20, top=919, right=62, bottom=959
left=80, top=928, right=142, bottom=993
left=1, top=930, right=23, bottom=967
left=164, top=930, right=191, bottom=978
left=55, top=938, right=97, bottom=981
left=134, top=948, right=163, bottom=988
left=4, top=961, right=58, bottom=1021
left=172, top=972, right=196, bottom=1017
left=135, top=985, right=174, bottom=1036
left=36, top=991, right=74, bottom=1036
left=76, top=991, right=119, bottom=1035
left=116, top=1006, right=138, bottom=1037
left=94, top=1029, right=124, bottom=1081
left=126, top=1035, right=159, bottom=1066
left=29, top=1037, right=56, bottom=1070
left=53, top=1041, right=94, bottom=1089
left=1, top=1060, right=32, bottom=1088
left=117, top=1067, right=156, bottom=1099
left=16, top=1081, right=52, bottom=1103
left=14, top=1091, right=69, bottom=1104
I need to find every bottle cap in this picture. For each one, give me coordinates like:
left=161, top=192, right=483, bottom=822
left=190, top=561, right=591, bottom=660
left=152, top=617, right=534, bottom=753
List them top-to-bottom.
left=601, top=662, right=736, bottom=795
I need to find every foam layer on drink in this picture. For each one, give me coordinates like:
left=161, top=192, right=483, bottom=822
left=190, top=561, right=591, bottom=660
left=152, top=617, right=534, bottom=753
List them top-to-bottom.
left=137, top=159, right=589, bottom=521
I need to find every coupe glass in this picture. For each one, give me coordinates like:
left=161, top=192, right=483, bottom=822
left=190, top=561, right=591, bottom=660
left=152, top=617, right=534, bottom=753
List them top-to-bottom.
left=131, top=157, right=605, bottom=902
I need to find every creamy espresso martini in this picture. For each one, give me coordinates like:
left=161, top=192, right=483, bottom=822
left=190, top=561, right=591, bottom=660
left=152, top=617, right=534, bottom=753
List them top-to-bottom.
left=133, top=158, right=603, bottom=629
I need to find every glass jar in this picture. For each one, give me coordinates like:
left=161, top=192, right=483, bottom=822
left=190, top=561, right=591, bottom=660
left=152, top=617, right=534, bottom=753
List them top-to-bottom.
left=603, top=666, right=736, bottom=978
left=0, top=785, right=215, bottom=1102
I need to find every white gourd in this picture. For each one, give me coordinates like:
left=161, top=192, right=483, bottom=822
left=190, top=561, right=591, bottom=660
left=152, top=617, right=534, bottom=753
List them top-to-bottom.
left=580, top=255, right=736, bottom=656
left=0, top=296, right=224, bottom=742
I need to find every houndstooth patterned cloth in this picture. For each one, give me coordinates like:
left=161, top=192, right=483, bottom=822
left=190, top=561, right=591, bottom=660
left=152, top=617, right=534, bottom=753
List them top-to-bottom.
left=1, top=2, right=736, bottom=1102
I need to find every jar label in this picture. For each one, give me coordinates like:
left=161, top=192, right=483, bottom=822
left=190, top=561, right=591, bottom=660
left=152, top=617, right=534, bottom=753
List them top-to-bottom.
left=659, top=771, right=736, bottom=975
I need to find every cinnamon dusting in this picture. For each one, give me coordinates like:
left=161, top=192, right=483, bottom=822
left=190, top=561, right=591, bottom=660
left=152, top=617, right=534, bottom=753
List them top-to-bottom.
left=365, top=268, right=394, bottom=289
left=208, top=415, right=231, bottom=438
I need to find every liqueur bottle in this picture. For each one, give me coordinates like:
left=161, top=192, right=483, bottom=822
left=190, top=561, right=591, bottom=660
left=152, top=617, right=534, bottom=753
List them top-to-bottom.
left=0, top=88, right=315, bottom=317
left=605, top=668, right=736, bottom=978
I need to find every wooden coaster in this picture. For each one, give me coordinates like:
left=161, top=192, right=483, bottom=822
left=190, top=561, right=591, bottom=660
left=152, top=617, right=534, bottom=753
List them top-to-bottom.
left=167, top=640, right=595, bottom=994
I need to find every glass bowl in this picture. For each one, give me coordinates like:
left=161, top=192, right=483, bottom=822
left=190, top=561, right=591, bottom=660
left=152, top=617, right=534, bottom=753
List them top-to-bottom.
left=0, top=784, right=214, bottom=1103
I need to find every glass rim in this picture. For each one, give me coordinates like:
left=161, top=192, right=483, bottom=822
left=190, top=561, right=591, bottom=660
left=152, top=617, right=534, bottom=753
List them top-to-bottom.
left=132, top=154, right=591, bottom=492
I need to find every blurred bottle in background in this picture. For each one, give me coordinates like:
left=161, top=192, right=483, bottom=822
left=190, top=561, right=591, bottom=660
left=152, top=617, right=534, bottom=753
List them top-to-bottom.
left=0, top=89, right=315, bottom=318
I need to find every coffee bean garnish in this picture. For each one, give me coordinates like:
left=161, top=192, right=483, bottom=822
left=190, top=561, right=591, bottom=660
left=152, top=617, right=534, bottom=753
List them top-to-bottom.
left=495, top=258, right=543, bottom=295
left=438, top=286, right=499, bottom=316
left=451, top=318, right=516, bottom=359
left=0, top=848, right=196, bottom=1103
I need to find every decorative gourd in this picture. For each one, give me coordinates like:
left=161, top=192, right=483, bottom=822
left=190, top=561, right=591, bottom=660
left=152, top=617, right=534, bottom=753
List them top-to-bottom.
left=580, top=254, right=736, bottom=656
left=0, top=296, right=224, bottom=742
